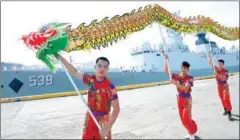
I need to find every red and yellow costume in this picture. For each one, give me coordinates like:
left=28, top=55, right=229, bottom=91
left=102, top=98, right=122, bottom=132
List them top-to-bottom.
left=214, top=66, right=232, bottom=112
left=172, top=73, right=197, bottom=135
left=82, top=74, right=118, bottom=140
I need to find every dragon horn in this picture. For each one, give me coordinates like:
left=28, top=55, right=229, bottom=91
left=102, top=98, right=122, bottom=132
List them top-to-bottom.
left=48, top=22, right=69, bottom=28
left=54, top=23, right=69, bottom=27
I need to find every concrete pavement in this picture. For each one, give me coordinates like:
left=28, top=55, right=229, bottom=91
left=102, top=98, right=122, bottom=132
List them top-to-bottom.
left=1, top=75, right=239, bottom=139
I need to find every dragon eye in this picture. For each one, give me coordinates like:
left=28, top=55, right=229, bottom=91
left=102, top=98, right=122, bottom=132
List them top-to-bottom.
left=40, top=25, right=49, bottom=33
left=42, top=26, right=48, bottom=32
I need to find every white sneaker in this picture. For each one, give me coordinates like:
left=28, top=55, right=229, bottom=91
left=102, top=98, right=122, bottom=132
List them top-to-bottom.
left=185, top=134, right=195, bottom=139
left=185, top=134, right=190, bottom=139
left=189, top=134, right=195, bottom=139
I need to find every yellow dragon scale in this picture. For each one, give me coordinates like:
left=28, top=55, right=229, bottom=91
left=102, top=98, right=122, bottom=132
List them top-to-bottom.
left=64, top=4, right=239, bottom=52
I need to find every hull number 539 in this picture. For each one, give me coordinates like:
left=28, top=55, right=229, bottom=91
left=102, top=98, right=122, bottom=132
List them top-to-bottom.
left=29, top=75, right=53, bottom=87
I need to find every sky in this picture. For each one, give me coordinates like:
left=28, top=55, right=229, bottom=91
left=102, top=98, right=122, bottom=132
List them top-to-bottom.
left=1, top=1, right=239, bottom=68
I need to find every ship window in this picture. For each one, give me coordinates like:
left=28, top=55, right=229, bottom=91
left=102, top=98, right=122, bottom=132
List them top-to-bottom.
left=156, top=54, right=161, bottom=56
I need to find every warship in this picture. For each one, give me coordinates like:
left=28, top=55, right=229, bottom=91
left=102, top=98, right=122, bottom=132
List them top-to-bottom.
left=1, top=11, right=239, bottom=99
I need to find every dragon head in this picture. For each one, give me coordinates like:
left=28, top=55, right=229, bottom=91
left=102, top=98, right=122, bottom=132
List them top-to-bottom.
left=21, top=22, right=69, bottom=51
left=21, top=22, right=70, bottom=71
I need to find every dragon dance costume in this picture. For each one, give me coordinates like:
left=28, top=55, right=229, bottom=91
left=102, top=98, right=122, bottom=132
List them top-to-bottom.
left=214, top=66, right=232, bottom=118
left=172, top=73, right=197, bottom=136
left=82, top=74, right=118, bottom=139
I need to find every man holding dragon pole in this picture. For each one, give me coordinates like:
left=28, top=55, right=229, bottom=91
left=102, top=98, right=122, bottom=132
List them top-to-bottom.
left=209, top=54, right=233, bottom=121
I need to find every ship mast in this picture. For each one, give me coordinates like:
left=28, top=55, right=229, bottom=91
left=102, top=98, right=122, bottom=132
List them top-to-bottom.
left=158, top=10, right=185, bottom=53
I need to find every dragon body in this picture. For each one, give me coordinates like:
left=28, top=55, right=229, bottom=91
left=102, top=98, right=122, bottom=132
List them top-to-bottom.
left=21, top=4, right=239, bottom=71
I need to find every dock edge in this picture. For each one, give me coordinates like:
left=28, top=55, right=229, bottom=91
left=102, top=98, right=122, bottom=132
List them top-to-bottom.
left=1, top=72, right=239, bottom=103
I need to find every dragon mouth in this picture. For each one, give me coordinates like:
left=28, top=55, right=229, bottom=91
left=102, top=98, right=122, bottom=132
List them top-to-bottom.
left=21, top=30, right=57, bottom=51
left=42, top=31, right=55, bottom=38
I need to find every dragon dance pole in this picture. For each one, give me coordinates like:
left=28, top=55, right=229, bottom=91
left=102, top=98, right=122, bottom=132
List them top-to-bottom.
left=159, top=24, right=172, bottom=80
left=207, top=34, right=216, bottom=73
left=59, top=59, right=102, bottom=131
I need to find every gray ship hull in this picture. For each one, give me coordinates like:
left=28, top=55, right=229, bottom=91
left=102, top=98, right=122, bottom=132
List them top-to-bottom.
left=1, top=66, right=239, bottom=98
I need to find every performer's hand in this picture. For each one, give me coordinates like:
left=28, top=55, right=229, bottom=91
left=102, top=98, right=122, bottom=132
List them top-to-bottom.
left=209, top=49, right=213, bottom=55
left=55, top=54, right=62, bottom=60
left=55, top=54, right=60, bottom=59
left=164, top=54, right=169, bottom=60
left=170, top=79, right=176, bottom=85
left=176, top=81, right=180, bottom=86
left=99, top=127, right=110, bottom=138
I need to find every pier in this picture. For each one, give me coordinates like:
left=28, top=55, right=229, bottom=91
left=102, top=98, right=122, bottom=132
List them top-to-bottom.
left=1, top=75, right=239, bottom=139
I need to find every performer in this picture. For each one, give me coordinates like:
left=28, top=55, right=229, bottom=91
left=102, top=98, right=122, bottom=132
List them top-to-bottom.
left=163, top=54, right=197, bottom=139
left=57, top=55, right=120, bottom=139
left=209, top=55, right=232, bottom=120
